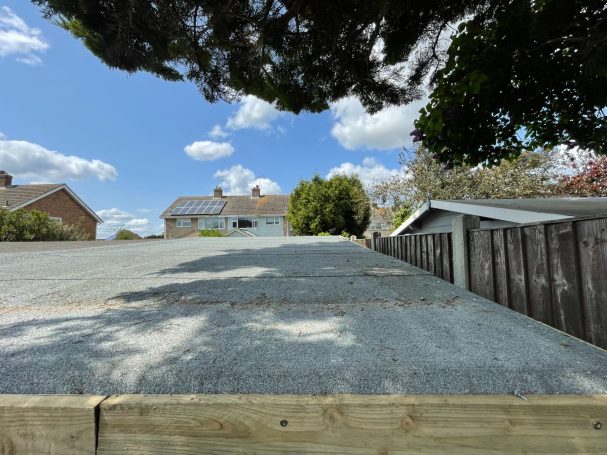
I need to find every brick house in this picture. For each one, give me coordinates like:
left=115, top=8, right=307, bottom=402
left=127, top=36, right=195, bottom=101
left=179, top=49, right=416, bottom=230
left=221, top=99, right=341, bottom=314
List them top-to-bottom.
left=0, top=170, right=102, bottom=239
left=161, top=185, right=290, bottom=239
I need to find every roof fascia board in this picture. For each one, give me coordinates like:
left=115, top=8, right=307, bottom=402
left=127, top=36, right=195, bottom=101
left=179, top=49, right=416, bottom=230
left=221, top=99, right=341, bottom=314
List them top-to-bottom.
left=9, top=184, right=103, bottom=223
left=431, top=200, right=573, bottom=224
left=390, top=201, right=430, bottom=236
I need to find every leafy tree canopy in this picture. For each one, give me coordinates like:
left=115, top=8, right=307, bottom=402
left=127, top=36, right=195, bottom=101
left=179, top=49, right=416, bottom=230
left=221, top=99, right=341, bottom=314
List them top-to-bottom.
left=32, top=0, right=483, bottom=114
left=415, top=0, right=607, bottom=165
left=33, top=1, right=607, bottom=163
left=370, top=148, right=557, bottom=218
left=555, top=154, right=607, bottom=196
left=288, top=174, right=370, bottom=237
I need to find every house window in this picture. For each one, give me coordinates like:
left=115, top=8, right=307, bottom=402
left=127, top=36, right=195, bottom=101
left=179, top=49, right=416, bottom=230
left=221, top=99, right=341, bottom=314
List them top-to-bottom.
left=198, top=217, right=225, bottom=230
left=230, top=217, right=258, bottom=229
left=266, top=217, right=280, bottom=225
left=176, top=219, right=192, bottom=228
left=369, top=222, right=388, bottom=231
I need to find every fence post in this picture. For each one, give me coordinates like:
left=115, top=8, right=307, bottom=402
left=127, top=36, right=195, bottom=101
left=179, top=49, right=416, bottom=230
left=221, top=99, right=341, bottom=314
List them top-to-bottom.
left=452, top=215, right=480, bottom=290
left=372, top=232, right=381, bottom=251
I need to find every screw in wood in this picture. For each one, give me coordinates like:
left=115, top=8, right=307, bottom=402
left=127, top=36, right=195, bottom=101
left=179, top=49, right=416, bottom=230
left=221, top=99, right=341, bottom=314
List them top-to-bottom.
left=280, top=419, right=288, bottom=427
left=593, top=421, right=602, bottom=430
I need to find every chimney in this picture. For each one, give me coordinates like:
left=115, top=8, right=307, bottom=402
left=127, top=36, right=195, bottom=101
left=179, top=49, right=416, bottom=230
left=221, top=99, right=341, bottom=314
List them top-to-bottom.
left=0, top=170, right=13, bottom=188
left=251, top=185, right=261, bottom=198
left=213, top=186, right=223, bottom=198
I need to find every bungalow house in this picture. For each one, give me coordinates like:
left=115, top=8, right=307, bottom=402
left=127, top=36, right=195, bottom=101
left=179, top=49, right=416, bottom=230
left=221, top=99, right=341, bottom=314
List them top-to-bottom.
left=0, top=170, right=102, bottom=239
left=161, top=185, right=290, bottom=239
left=391, top=197, right=607, bottom=236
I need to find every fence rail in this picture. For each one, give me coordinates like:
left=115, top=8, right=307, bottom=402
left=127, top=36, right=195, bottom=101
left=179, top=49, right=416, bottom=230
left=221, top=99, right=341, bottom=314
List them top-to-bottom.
left=372, top=215, right=607, bottom=350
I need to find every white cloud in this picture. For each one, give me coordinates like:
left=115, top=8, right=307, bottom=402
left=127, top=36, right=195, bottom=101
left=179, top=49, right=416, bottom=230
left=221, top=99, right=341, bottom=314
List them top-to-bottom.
left=0, top=7, right=49, bottom=65
left=227, top=95, right=284, bottom=131
left=330, top=96, right=428, bottom=151
left=208, top=124, right=230, bottom=139
left=0, top=136, right=117, bottom=182
left=184, top=140, right=234, bottom=161
left=326, top=157, right=400, bottom=186
left=213, top=164, right=281, bottom=195
left=95, top=208, right=157, bottom=239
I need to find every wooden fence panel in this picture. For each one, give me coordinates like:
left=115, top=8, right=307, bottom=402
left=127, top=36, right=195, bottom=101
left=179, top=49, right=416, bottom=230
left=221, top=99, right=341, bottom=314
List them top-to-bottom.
left=371, top=216, right=606, bottom=350
left=576, top=217, right=607, bottom=349
left=546, top=222, right=585, bottom=338
left=523, top=225, right=554, bottom=326
left=505, top=228, right=529, bottom=315
left=492, top=229, right=510, bottom=308
left=468, top=230, right=495, bottom=301
left=372, top=233, right=450, bottom=281
left=441, top=233, right=452, bottom=283
left=427, top=234, right=435, bottom=275
left=420, top=235, right=427, bottom=270
left=433, top=235, right=443, bottom=279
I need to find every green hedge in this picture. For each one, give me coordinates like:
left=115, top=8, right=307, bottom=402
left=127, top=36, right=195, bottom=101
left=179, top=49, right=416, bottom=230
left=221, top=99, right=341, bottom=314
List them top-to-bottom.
left=0, top=208, right=89, bottom=241
left=114, top=229, right=141, bottom=240
left=199, top=229, right=223, bottom=237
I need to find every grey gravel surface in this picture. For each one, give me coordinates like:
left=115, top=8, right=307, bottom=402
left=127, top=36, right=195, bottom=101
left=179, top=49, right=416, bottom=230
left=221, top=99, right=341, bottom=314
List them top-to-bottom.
left=1, top=237, right=606, bottom=395
left=0, top=239, right=151, bottom=253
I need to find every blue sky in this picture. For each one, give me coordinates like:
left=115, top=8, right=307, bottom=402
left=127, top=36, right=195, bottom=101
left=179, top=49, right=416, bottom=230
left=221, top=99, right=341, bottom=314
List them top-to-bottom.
left=0, top=2, right=425, bottom=237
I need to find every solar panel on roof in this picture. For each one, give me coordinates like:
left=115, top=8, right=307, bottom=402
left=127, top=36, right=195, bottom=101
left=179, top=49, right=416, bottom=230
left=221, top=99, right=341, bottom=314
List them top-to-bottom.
left=171, top=199, right=226, bottom=216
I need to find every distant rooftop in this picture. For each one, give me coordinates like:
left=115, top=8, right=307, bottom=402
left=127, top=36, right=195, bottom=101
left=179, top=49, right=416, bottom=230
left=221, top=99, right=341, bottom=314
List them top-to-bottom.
left=161, top=185, right=290, bottom=219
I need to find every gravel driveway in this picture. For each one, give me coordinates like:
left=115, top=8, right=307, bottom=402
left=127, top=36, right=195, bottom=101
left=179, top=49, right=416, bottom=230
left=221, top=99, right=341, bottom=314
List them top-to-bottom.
left=1, top=236, right=605, bottom=395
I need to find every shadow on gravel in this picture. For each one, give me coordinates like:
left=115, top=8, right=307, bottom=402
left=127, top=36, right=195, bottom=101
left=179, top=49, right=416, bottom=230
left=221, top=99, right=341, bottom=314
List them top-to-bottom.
left=148, top=239, right=386, bottom=277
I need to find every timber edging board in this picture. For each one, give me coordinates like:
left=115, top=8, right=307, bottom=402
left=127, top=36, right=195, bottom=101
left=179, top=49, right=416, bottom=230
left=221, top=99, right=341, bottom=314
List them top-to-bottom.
left=0, top=394, right=105, bottom=455
left=1, top=394, right=606, bottom=454
left=97, top=394, right=607, bottom=454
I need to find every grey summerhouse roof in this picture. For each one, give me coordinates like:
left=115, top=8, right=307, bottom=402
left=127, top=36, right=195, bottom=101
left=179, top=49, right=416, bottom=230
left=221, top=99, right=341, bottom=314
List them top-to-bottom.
left=391, top=197, right=607, bottom=236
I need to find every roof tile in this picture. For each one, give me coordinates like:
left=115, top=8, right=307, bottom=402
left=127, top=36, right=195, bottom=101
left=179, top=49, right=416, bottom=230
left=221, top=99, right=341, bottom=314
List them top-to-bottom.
left=0, top=184, right=63, bottom=209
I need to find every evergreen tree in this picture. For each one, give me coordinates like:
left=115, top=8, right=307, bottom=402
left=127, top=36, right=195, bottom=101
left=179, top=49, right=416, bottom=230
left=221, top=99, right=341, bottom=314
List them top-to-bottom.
left=288, top=175, right=370, bottom=237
